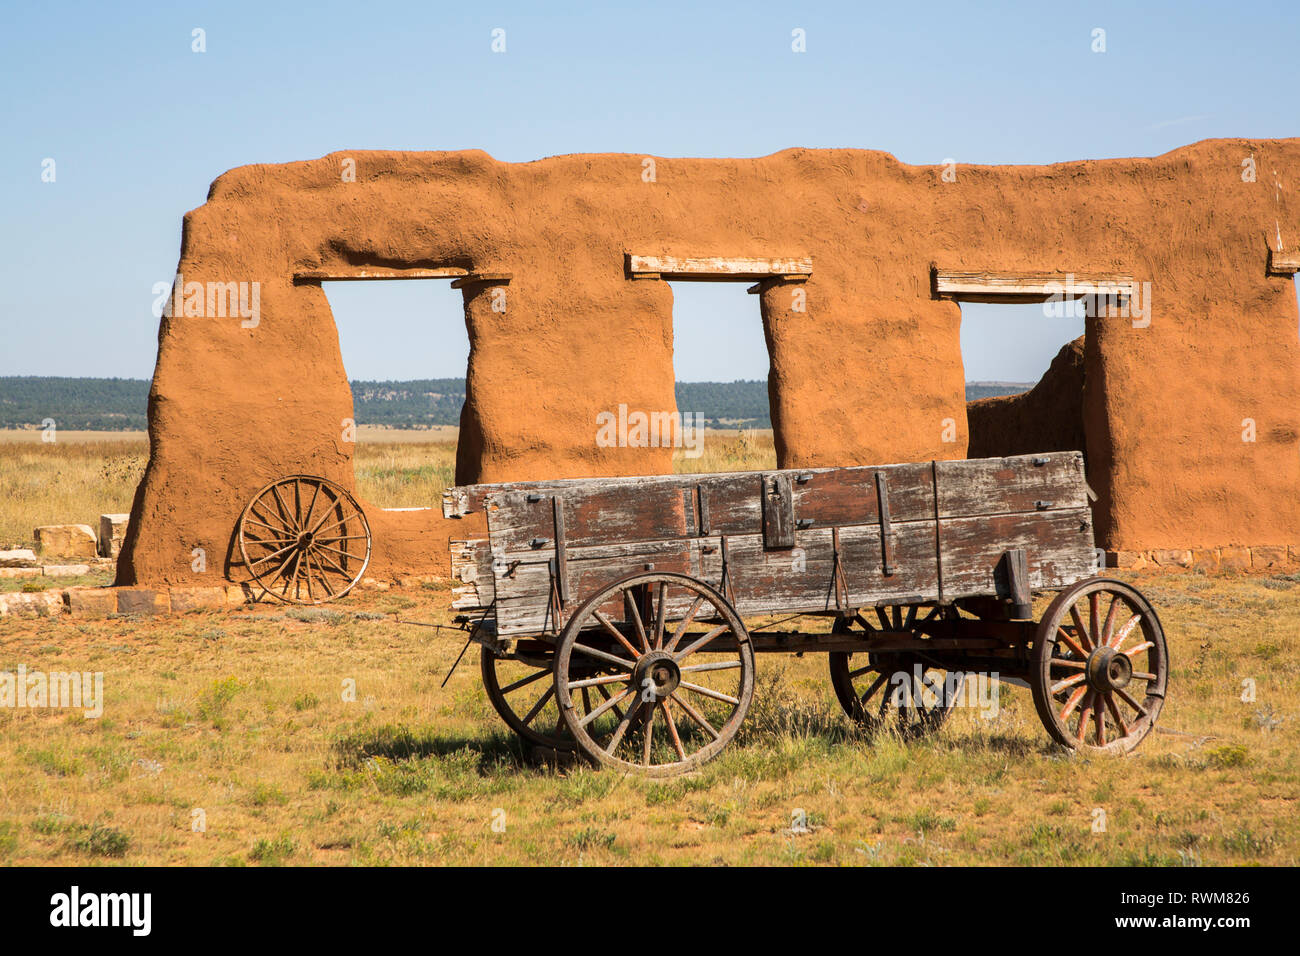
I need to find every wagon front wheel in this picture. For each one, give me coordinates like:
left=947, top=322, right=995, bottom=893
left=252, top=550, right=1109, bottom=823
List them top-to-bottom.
left=554, top=572, right=754, bottom=777
left=1030, top=578, right=1168, bottom=754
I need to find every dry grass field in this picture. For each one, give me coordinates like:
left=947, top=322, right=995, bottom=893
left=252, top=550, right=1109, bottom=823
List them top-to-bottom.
left=0, top=432, right=1295, bottom=866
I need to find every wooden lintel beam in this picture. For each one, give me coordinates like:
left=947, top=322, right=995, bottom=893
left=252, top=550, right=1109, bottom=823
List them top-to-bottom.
left=1268, top=248, right=1300, bottom=276
left=627, top=254, right=813, bottom=280
left=293, top=267, right=469, bottom=282
left=932, top=268, right=1136, bottom=303
left=449, top=273, right=512, bottom=288
left=746, top=275, right=811, bottom=294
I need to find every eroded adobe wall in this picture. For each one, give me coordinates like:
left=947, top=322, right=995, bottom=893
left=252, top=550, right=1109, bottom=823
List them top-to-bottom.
left=117, top=139, right=1300, bottom=587
left=967, top=337, right=1086, bottom=460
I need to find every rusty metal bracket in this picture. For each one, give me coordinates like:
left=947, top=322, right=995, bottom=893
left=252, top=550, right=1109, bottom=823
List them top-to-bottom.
left=875, top=471, right=895, bottom=575
left=763, top=473, right=795, bottom=549
left=696, top=483, right=710, bottom=536
left=551, top=495, right=569, bottom=606
left=831, top=526, right=850, bottom=610
left=719, top=534, right=736, bottom=605
left=546, top=557, right=563, bottom=635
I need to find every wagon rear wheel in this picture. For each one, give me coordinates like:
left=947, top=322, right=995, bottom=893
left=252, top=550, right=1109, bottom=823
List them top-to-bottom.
left=237, top=475, right=372, bottom=604
left=554, top=572, right=754, bottom=777
left=1030, top=578, right=1168, bottom=754
left=828, top=605, right=957, bottom=739
left=481, top=643, right=575, bottom=751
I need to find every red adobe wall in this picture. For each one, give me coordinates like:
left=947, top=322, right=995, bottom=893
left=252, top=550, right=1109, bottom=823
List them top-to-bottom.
left=115, top=140, right=1300, bottom=587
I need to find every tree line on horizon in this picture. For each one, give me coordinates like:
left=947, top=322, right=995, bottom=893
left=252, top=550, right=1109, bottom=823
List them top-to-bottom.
left=0, top=376, right=1031, bottom=431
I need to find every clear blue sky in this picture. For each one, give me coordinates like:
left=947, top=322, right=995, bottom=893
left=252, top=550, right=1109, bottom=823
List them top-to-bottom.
left=2, top=0, right=1296, bottom=384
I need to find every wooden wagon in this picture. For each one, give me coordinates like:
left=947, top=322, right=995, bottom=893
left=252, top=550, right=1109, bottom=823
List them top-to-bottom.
left=443, top=451, right=1169, bottom=776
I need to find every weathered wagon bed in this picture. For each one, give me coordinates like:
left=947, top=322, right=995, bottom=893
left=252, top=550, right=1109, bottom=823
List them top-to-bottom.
left=443, top=452, right=1169, bottom=775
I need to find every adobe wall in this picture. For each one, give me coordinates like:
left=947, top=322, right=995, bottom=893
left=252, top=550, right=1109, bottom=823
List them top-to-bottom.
left=116, top=140, right=1300, bottom=587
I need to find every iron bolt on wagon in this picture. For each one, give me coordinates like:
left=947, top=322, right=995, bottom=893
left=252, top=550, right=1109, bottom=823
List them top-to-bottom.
left=443, top=452, right=1168, bottom=776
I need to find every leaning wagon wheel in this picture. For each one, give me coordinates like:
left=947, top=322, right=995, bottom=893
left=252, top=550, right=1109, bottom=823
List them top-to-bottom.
left=237, top=475, right=372, bottom=604
left=554, top=571, right=755, bottom=777
left=1030, top=578, right=1168, bottom=754
left=827, top=605, right=957, bottom=739
left=480, top=643, right=575, bottom=751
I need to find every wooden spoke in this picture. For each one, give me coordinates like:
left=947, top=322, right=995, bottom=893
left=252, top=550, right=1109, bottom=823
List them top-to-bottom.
left=248, top=542, right=298, bottom=568
left=652, top=582, right=668, bottom=650
left=624, top=590, right=650, bottom=653
left=1088, top=592, right=1100, bottom=651
left=665, top=595, right=705, bottom=652
left=1101, top=595, right=1120, bottom=647
left=1069, top=604, right=1092, bottom=651
left=593, top=610, right=643, bottom=661
left=853, top=613, right=877, bottom=634
left=1112, top=614, right=1142, bottom=651
left=674, top=624, right=728, bottom=660
left=1055, top=625, right=1089, bottom=660
left=570, top=642, right=637, bottom=670
left=679, top=659, right=742, bottom=673
left=501, top=667, right=551, bottom=696
left=859, top=672, right=887, bottom=707
left=566, top=673, right=633, bottom=690
left=1051, top=673, right=1087, bottom=695
left=678, top=681, right=740, bottom=706
left=520, top=685, right=556, bottom=727
left=1059, top=685, right=1088, bottom=721
left=1115, top=686, right=1148, bottom=718
left=578, top=687, right=635, bottom=729
left=1104, top=692, right=1129, bottom=737
left=670, top=693, right=720, bottom=741
left=1076, top=693, right=1094, bottom=742
left=605, top=700, right=638, bottom=751
left=661, top=700, right=687, bottom=761
left=642, top=701, right=655, bottom=765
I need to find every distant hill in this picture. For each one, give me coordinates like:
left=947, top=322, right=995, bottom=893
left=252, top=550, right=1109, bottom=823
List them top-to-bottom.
left=0, top=376, right=150, bottom=430
left=0, top=377, right=1036, bottom=430
left=966, top=381, right=1033, bottom=402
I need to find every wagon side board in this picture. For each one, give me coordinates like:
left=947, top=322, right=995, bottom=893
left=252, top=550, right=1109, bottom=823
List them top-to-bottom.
left=451, top=452, right=1099, bottom=635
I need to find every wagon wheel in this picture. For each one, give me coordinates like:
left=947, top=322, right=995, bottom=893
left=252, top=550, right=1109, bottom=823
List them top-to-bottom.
left=237, top=475, right=372, bottom=604
left=554, top=571, right=755, bottom=777
left=1030, top=578, right=1168, bottom=754
left=827, top=605, right=958, bottom=739
left=480, top=643, right=574, bottom=751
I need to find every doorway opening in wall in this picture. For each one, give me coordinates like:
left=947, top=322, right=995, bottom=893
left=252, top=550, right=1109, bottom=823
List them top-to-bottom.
left=318, top=278, right=467, bottom=510
left=666, top=281, right=776, bottom=474
left=959, top=299, right=1087, bottom=461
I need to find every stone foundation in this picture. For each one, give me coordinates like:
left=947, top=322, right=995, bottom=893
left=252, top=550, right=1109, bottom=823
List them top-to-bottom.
left=1106, top=546, right=1300, bottom=572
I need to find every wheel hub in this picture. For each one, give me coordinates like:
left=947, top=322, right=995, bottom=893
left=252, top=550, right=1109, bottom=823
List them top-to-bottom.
left=1086, top=645, right=1132, bottom=692
left=632, top=650, right=681, bottom=701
